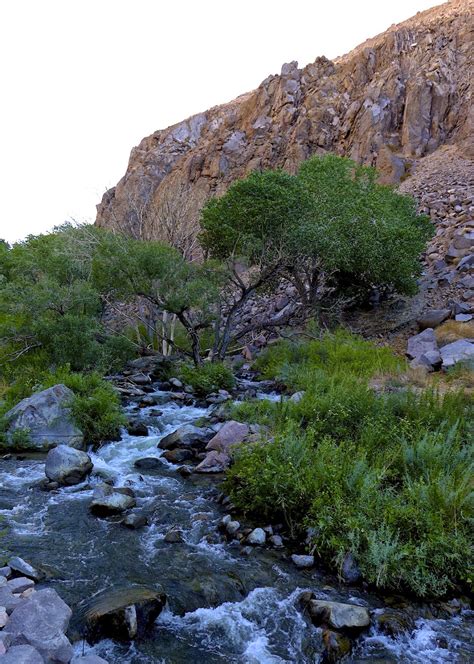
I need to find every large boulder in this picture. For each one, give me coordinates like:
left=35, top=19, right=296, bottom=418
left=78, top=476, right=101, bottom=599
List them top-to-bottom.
left=416, top=309, right=451, bottom=331
left=406, top=328, right=438, bottom=361
left=440, top=339, right=474, bottom=369
left=4, top=385, right=84, bottom=451
left=205, top=421, right=250, bottom=454
left=158, top=425, right=212, bottom=451
left=45, top=445, right=93, bottom=486
left=194, top=450, right=230, bottom=473
left=89, top=485, right=136, bottom=517
left=82, top=586, right=166, bottom=643
left=4, top=588, right=73, bottom=663
left=308, top=600, right=370, bottom=631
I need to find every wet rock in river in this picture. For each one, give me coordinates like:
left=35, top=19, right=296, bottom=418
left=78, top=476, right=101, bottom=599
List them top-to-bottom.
left=126, top=421, right=149, bottom=436
left=158, top=425, right=212, bottom=450
left=45, top=445, right=93, bottom=486
left=162, top=448, right=194, bottom=464
left=133, top=457, right=163, bottom=470
left=89, top=484, right=136, bottom=516
left=121, top=511, right=148, bottom=529
left=164, top=528, right=184, bottom=543
left=82, top=585, right=166, bottom=643
left=3, top=588, right=73, bottom=663
left=308, top=599, right=370, bottom=631
left=374, top=608, right=415, bottom=637
left=322, top=629, right=352, bottom=662
left=71, top=655, right=110, bottom=664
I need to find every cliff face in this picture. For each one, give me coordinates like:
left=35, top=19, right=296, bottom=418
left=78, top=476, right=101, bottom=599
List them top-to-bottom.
left=96, top=0, right=473, bottom=242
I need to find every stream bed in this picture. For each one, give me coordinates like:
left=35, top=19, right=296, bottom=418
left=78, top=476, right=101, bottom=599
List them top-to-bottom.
left=0, top=388, right=472, bottom=663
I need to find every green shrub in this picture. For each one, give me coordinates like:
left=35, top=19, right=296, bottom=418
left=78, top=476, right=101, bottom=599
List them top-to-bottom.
left=226, top=332, right=473, bottom=598
left=179, top=361, right=235, bottom=396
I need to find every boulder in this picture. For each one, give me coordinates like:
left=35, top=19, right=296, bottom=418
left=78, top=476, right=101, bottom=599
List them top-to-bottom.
left=416, top=309, right=451, bottom=331
left=406, top=328, right=438, bottom=361
left=440, top=339, right=474, bottom=369
left=4, top=385, right=84, bottom=451
left=205, top=421, right=250, bottom=454
left=126, top=422, right=149, bottom=437
left=158, top=425, right=211, bottom=451
left=45, top=445, right=93, bottom=486
left=162, top=448, right=194, bottom=464
left=194, top=451, right=230, bottom=473
left=133, top=457, right=163, bottom=470
left=90, top=485, right=136, bottom=516
left=121, top=512, right=148, bottom=529
left=164, top=528, right=184, bottom=543
left=291, top=554, right=314, bottom=569
left=7, top=558, right=40, bottom=582
left=0, top=567, right=11, bottom=579
left=7, top=578, right=35, bottom=594
left=82, top=585, right=166, bottom=642
left=0, top=587, right=23, bottom=614
left=4, top=588, right=73, bottom=663
left=308, top=600, right=370, bottom=631
left=375, top=608, right=415, bottom=637
left=0, top=645, right=45, bottom=664
left=71, top=656, right=109, bottom=664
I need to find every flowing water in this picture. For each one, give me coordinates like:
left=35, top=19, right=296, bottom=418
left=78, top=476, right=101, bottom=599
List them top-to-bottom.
left=0, top=388, right=472, bottom=663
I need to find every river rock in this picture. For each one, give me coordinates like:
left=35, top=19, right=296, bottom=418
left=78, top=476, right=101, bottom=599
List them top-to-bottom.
left=406, top=328, right=438, bottom=361
left=440, top=339, right=474, bottom=369
left=4, top=385, right=84, bottom=451
left=126, top=421, right=149, bottom=437
left=205, top=421, right=250, bottom=454
left=158, top=425, right=211, bottom=450
left=45, top=445, right=93, bottom=486
left=162, top=448, right=194, bottom=464
left=194, top=450, right=230, bottom=473
left=133, top=457, right=163, bottom=470
left=89, top=484, right=136, bottom=516
left=121, top=512, right=148, bottom=529
left=164, top=528, right=184, bottom=543
left=246, top=528, right=266, bottom=545
left=269, top=535, right=284, bottom=548
left=291, top=554, right=314, bottom=569
left=7, top=558, right=40, bottom=582
left=83, top=585, right=166, bottom=642
left=4, top=588, right=73, bottom=663
left=308, top=600, right=370, bottom=630
left=375, top=608, right=415, bottom=637
left=322, top=629, right=352, bottom=661
left=0, top=645, right=45, bottom=664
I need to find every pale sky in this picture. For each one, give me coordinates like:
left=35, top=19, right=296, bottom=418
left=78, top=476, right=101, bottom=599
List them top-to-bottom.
left=1, top=0, right=444, bottom=243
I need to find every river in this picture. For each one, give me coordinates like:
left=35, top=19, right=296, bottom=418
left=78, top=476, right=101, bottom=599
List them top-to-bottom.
left=0, top=386, right=472, bottom=663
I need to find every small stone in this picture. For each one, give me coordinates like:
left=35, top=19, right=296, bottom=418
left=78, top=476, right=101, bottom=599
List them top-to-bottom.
left=455, top=313, right=473, bottom=322
left=169, top=377, right=183, bottom=389
left=127, top=422, right=149, bottom=436
left=122, top=512, right=148, bottom=529
left=226, top=520, right=241, bottom=536
left=164, top=528, right=184, bottom=543
left=246, top=528, right=266, bottom=545
left=269, top=535, right=284, bottom=548
left=291, top=554, right=314, bottom=569
left=0, top=567, right=11, bottom=579
left=0, top=607, right=8, bottom=628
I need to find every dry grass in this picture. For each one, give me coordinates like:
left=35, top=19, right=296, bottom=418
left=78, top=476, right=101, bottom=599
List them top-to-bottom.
left=435, top=320, right=474, bottom=346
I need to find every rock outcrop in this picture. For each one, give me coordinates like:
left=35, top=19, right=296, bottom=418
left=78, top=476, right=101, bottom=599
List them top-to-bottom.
left=96, top=0, right=473, bottom=254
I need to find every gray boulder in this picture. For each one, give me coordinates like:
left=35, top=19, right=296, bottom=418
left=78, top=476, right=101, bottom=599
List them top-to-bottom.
left=416, top=309, right=451, bottom=331
left=406, top=328, right=438, bottom=361
left=440, top=339, right=474, bottom=369
left=4, top=385, right=84, bottom=451
left=205, top=421, right=250, bottom=454
left=158, top=425, right=211, bottom=451
left=45, top=445, right=93, bottom=486
left=194, top=450, right=230, bottom=473
left=90, top=485, right=136, bottom=517
left=246, top=528, right=266, bottom=545
left=291, top=554, right=314, bottom=569
left=7, top=558, right=39, bottom=582
left=82, top=585, right=166, bottom=643
left=0, top=586, right=24, bottom=614
left=4, top=588, right=73, bottom=663
left=308, top=600, right=370, bottom=630
left=0, top=645, right=45, bottom=664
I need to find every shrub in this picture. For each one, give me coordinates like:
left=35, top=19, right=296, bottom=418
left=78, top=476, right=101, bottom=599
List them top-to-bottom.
left=226, top=332, right=473, bottom=598
left=179, top=361, right=235, bottom=396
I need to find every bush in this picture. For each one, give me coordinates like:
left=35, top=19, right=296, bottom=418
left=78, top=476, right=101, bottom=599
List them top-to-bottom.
left=226, top=332, right=473, bottom=598
left=179, top=361, right=235, bottom=396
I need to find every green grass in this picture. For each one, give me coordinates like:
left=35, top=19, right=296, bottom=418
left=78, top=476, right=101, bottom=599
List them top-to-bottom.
left=226, top=331, right=473, bottom=598
left=179, top=361, right=235, bottom=397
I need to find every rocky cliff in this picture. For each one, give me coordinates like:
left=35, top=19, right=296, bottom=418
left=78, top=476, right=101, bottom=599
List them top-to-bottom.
left=96, top=0, right=473, bottom=239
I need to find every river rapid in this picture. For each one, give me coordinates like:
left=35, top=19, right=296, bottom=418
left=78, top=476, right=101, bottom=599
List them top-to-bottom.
left=0, top=385, right=472, bottom=663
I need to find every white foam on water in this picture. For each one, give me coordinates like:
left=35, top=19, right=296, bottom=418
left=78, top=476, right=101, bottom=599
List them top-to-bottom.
left=157, top=586, right=309, bottom=663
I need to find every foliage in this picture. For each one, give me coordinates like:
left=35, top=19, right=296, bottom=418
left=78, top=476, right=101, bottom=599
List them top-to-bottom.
left=226, top=332, right=473, bottom=598
left=179, top=361, right=235, bottom=396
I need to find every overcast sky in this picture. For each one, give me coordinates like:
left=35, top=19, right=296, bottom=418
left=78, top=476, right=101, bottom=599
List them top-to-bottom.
left=1, top=0, right=444, bottom=243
